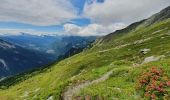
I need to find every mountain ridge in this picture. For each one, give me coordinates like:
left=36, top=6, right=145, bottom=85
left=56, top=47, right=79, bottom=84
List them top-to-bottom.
left=0, top=6, right=170, bottom=100
left=99, top=6, right=170, bottom=44
left=0, top=38, right=54, bottom=78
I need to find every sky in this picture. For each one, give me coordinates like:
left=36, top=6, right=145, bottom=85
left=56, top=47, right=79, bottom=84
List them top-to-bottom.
left=0, top=0, right=169, bottom=36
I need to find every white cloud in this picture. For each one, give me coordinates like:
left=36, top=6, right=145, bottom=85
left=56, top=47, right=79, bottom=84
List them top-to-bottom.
left=0, top=0, right=78, bottom=25
left=0, top=0, right=169, bottom=36
left=83, top=0, right=170, bottom=25
left=64, top=23, right=126, bottom=36
left=64, top=24, right=82, bottom=34
left=0, top=28, right=59, bottom=36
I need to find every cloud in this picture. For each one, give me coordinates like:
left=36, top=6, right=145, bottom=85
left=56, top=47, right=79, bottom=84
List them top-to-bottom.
left=0, top=0, right=78, bottom=26
left=0, top=0, right=169, bottom=36
left=83, top=0, right=170, bottom=25
left=0, top=23, right=126, bottom=36
left=64, top=23, right=126, bottom=36
left=64, top=24, right=82, bottom=35
left=0, top=28, right=59, bottom=36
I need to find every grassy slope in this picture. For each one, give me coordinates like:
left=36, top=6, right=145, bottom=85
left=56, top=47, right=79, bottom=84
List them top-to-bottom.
left=0, top=18, right=170, bottom=100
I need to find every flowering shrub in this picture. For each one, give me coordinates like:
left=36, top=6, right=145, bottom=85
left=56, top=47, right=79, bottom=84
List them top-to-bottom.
left=137, top=67, right=170, bottom=100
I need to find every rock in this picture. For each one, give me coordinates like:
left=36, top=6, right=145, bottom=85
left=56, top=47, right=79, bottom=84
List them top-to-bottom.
left=152, top=28, right=168, bottom=35
left=134, top=38, right=151, bottom=44
left=114, top=43, right=130, bottom=49
left=140, top=49, right=151, bottom=54
left=142, top=55, right=165, bottom=64
left=114, top=87, right=121, bottom=92
left=34, top=88, right=40, bottom=92
left=20, top=91, right=29, bottom=98
left=33, top=95, right=37, bottom=99
left=85, top=95, right=92, bottom=100
left=47, top=96, right=54, bottom=100
left=74, top=96, right=83, bottom=100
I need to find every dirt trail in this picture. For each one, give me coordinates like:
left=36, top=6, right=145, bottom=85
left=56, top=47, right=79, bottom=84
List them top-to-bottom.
left=62, top=70, right=113, bottom=100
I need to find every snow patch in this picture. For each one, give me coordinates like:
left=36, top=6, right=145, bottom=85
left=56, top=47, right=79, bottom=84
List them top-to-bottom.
left=0, top=42, right=16, bottom=49
left=46, top=49, right=55, bottom=54
left=0, top=59, right=8, bottom=70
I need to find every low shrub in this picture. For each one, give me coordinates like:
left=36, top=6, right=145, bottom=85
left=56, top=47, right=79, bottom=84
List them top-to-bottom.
left=137, top=67, right=170, bottom=100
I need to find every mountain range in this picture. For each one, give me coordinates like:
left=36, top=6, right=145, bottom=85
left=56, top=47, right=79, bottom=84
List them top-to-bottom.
left=0, top=6, right=170, bottom=100
left=0, top=33, right=96, bottom=78
left=0, top=34, right=96, bottom=57
left=0, top=39, right=54, bottom=78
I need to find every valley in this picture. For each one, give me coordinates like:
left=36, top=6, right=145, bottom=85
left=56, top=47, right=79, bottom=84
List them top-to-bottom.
left=0, top=6, right=169, bottom=100
left=0, top=35, right=95, bottom=78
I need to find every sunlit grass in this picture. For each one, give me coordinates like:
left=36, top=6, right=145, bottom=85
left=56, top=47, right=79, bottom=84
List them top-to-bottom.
left=0, top=19, right=169, bottom=99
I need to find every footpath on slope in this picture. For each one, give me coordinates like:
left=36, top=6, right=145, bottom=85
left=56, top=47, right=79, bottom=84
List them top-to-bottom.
left=62, top=70, right=113, bottom=100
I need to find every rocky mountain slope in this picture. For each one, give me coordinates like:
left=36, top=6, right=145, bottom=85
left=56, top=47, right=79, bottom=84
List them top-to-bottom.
left=0, top=6, right=170, bottom=100
left=100, top=6, right=170, bottom=43
left=0, top=34, right=96, bottom=59
left=0, top=34, right=95, bottom=79
left=0, top=39, right=54, bottom=79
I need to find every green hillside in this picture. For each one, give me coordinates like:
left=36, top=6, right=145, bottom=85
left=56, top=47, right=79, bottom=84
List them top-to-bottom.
left=0, top=6, right=170, bottom=100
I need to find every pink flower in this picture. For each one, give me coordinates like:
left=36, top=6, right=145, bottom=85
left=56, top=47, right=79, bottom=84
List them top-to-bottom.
left=166, top=81, right=170, bottom=86
left=151, top=93, right=156, bottom=100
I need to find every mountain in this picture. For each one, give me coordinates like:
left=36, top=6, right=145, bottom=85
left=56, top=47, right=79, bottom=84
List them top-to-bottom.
left=141, top=5, right=170, bottom=27
left=0, top=6, right=170, bottom=100
left=100, top=6, right=170, bottom=43
left=0, top=33, right=63, bottom=55
left=0, top=34, right=96, bottom=58
left=0, top=34, right=96, bottom=79
left=51, top=36, right=96, bottom=58
left=0, top=39, right=54, bottom=78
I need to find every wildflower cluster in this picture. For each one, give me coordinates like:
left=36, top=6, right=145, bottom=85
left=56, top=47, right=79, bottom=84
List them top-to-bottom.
left=137, top=67, right=170, bottom=100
